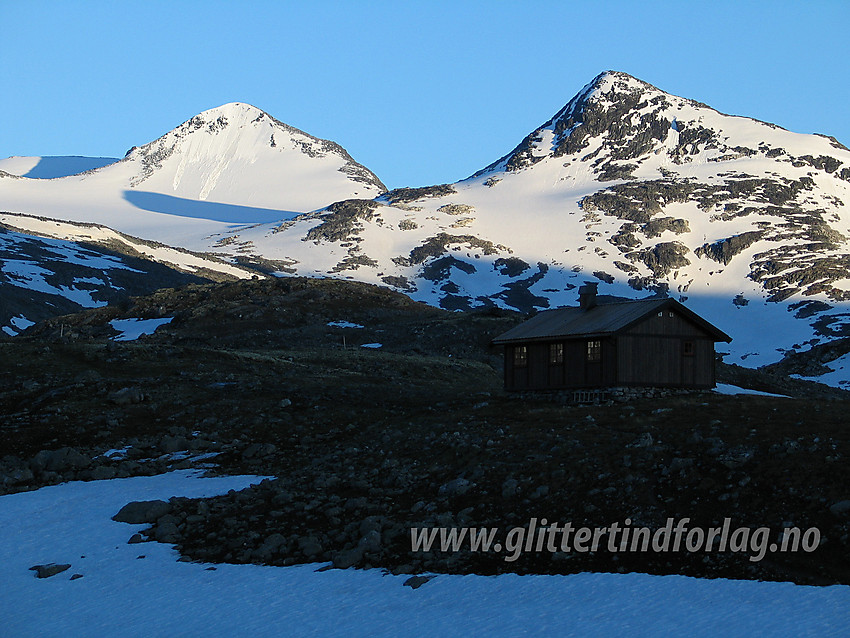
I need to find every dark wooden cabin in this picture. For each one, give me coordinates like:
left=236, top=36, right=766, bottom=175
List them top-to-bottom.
left=492, top=283, right=731, bottom=392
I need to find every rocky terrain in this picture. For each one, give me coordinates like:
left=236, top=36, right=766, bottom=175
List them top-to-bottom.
left=2, top=278, right=849, bottom=587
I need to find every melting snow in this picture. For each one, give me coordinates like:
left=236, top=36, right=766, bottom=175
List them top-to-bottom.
left=9, top=315, right=35, bottom=331
left=110, top=317, right=173, bottom=341
left=327, top=321, right=365, bottom=328
left=713, top=383, right=791, bottom=398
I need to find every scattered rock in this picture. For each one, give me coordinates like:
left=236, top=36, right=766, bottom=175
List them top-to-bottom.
left=31, top=448, right=91, bottom=474
left=90, top=465, right=117, bottom=480
left=333, top=546, right=364, bottom=569
left=30, top=563, right=71, bottom=579
left=403, top=575, right=435, bottom=589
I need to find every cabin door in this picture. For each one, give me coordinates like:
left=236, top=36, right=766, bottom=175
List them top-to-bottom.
left=585, top=339, right=603, bottom=386
left=681, top=339, right=695, bottom=386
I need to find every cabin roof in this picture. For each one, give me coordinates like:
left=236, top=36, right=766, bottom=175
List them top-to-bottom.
left=492, top=297, right=732, bottom=344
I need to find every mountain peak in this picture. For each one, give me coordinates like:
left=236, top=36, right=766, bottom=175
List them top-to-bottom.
left=471, top=70, right=797, bottom=179
left=122, top=102, right=386, bottom=201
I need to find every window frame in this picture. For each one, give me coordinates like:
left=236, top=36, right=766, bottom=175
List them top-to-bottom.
left=586, top=339, right=601, bottom=362
left=683, top=340, right=695, bottom=356
left=549, top=342, right=564, bottom=365
left=513, top=345, right=528, bottom=367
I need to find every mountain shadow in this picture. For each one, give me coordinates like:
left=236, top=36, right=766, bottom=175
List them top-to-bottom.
left=23, top=156, right=119, bottom=178
left=123, top=190, right=296, bottom=224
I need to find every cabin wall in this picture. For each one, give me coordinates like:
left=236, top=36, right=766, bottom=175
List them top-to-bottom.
left=617, top=310, right=716, bottom=387
left=503, top=338, right=617, bottom=391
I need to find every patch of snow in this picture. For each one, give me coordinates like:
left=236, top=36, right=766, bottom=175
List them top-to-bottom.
left=0, top=155, right=118, bottom=178
left=1, top=259, right=108, bottom=308
left=73, top=276, right=108, bottom=286
left=9, top=315, right=35, bottom=331
left=110, top=317, right=173, bottom=341
left=327, top=321, right=365, bottom=328
left=361, top=343, right=382, bottom=349
left=713, top=384, right=790, bottom=398
left=100, top=447, right=131, bottom=460
left=0, top=471, right=848, bottom=636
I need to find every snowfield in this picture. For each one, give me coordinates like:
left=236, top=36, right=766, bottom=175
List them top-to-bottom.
left=0, top=471, right=848, bottom=636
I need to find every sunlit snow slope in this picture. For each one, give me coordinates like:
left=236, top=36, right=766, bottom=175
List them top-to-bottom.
left=0, top=103, right=385, bottom=246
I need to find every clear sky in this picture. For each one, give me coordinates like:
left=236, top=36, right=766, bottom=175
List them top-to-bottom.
left=1, top=1, right=848, bottom=189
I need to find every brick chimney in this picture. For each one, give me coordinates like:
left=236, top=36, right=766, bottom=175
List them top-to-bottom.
left=578, top=282, right=598, bottom=310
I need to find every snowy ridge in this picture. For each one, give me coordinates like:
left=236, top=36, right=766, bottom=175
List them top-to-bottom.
left=123, top=102, right=385, bottom=204
left=0, top=212, right=257, bottom=280
left=0, top=213, right=257, bottom=333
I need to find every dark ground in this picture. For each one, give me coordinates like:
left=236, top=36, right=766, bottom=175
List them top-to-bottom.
left=2, top=278, right=849, bottom=586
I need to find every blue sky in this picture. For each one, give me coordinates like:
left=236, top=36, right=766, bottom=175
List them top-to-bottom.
left=1, top=1, right=848, bottom=189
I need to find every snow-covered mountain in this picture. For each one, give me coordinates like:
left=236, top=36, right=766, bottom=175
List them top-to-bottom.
left=4, top=73, right=850, bottom=380
left=0, top=102, right=385, bottom=245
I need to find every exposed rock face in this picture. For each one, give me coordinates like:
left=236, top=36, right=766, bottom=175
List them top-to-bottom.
left=383, top=185, right=456, bottom=205
left=304, top=199, right=381, bottom=244
left=695, top=232, right=764, bottom=265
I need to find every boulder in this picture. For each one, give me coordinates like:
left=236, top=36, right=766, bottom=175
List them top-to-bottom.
left=112, top=500, right=172, bottom=524
left=332, top=546, right=364, bottom=569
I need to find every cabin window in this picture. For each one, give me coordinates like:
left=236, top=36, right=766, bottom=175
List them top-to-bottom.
left=657, top=311, right=663, bottom=317
left=668, top=311, right=674, bottom=318
left=586, top=340, right=601, bottom=362
left=683, top=340, right=695, bottom=356
left=549, top=343, right=563, bottom=364
left=514, top=345, right=527, bottom=367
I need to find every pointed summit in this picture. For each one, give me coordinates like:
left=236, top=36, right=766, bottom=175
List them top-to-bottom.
left=472, top=71, right=692, bottom=178
left=122, top=102, right=385, bottom=204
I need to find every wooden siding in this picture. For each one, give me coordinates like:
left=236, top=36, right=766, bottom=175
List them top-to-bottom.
left=624, top=308, right=705, bottom=337
left=616, top=336, right=714, bottom=387
left=504, top=338, right=617, bottom=391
